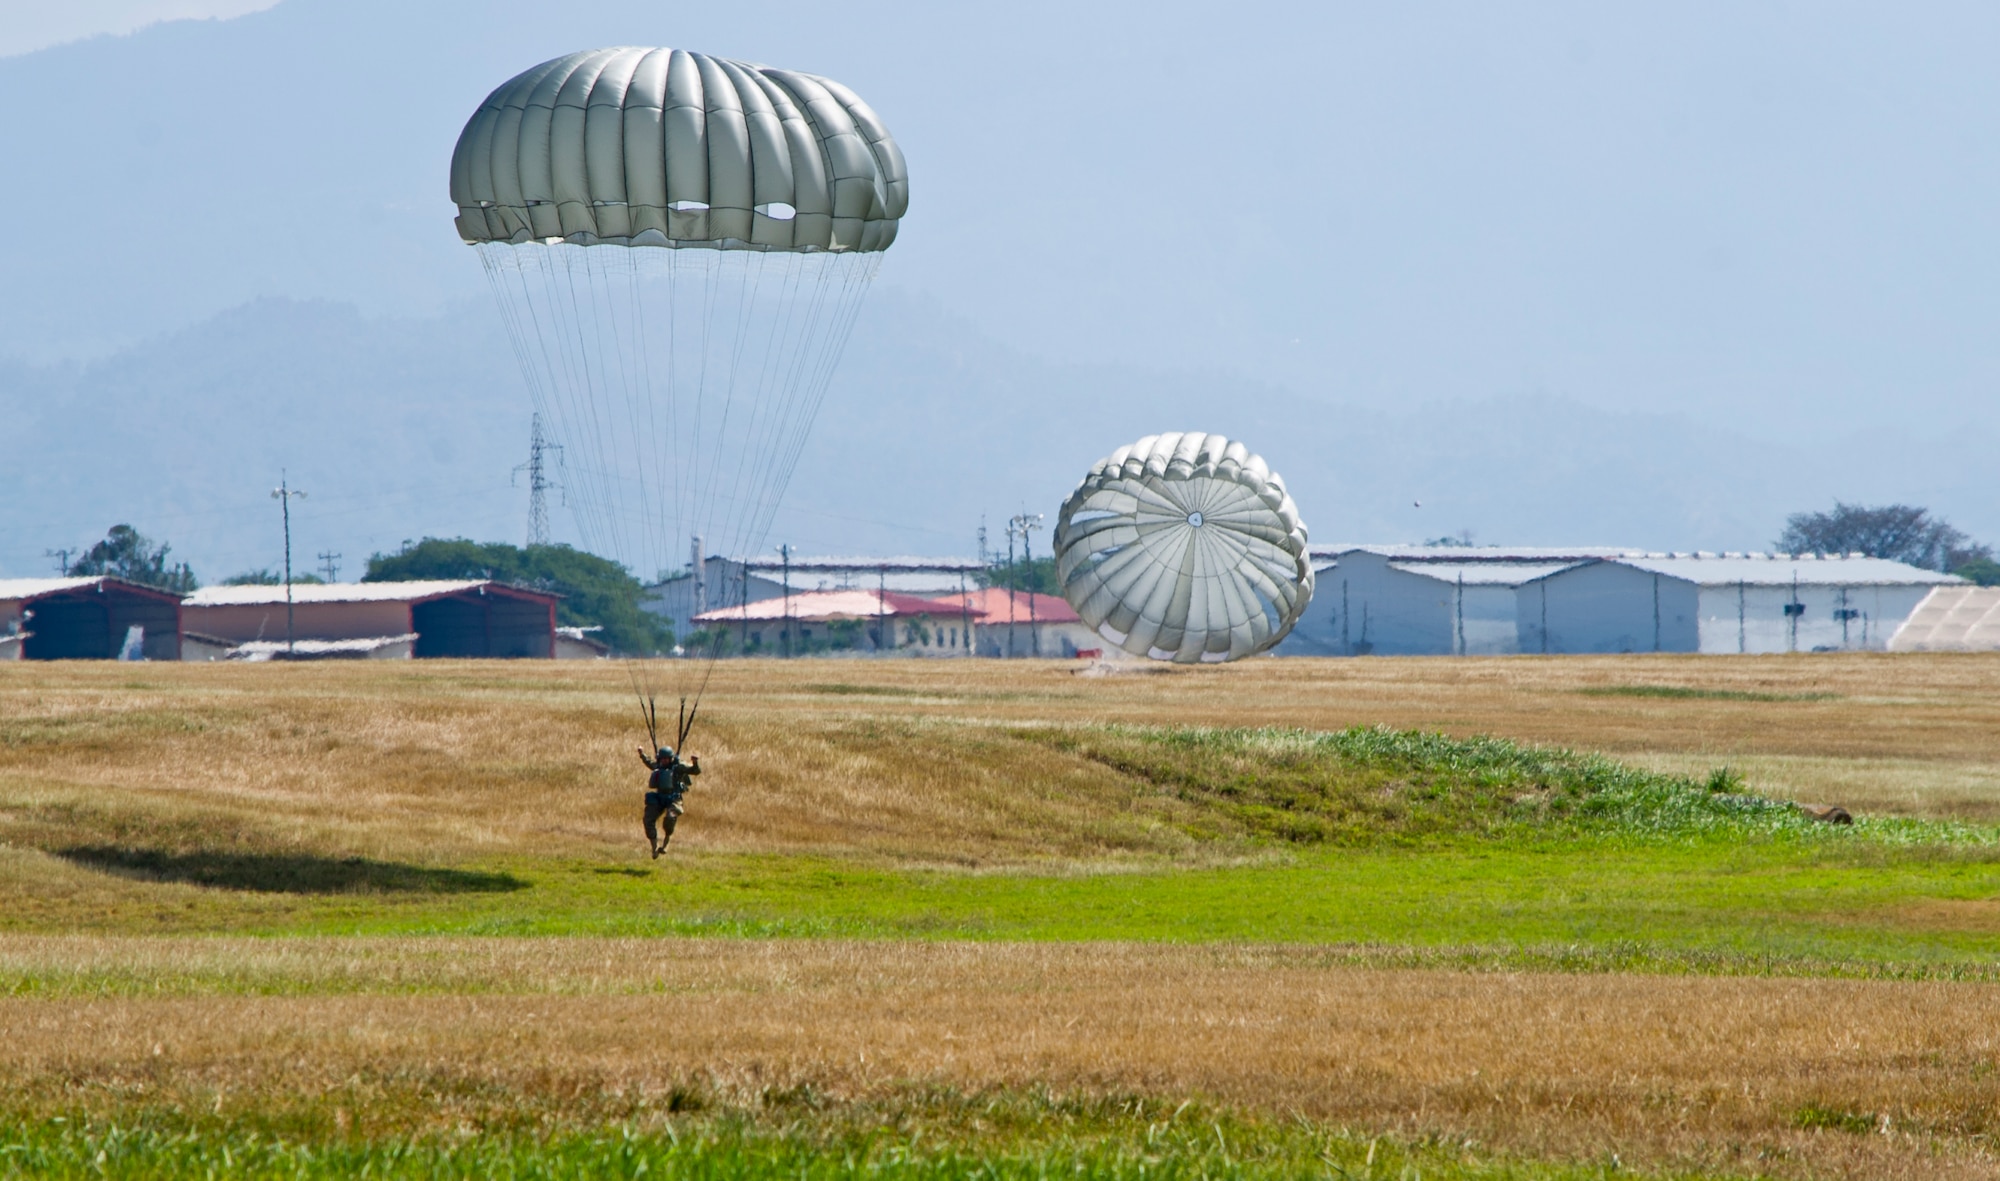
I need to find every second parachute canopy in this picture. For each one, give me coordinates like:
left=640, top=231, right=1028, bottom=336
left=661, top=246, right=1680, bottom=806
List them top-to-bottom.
left=1054, top=433, right=1313, bottom=663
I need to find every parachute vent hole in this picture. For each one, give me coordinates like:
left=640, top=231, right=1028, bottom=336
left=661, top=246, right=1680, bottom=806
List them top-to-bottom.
left=668, top=200, right=709, bottom=212
left=756, top=202, right=798, bottom=221
left=1186, top=511, right=1205, bottom=528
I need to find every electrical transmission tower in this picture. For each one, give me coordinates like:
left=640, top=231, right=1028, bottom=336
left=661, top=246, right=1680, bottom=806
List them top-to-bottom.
left=513, top=413, right=562, bottom=548
left=317, top=551, right=342, bottom=582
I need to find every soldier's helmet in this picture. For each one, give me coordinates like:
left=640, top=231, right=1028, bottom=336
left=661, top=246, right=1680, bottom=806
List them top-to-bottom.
left=657, top=746, right=675, bottom=762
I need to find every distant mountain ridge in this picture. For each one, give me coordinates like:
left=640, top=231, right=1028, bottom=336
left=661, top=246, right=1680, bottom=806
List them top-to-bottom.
left=4, top=289, right=1994, bottom=580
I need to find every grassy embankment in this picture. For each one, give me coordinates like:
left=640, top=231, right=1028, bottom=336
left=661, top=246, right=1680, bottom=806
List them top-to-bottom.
left=3, top=656, right=1999, bottom=1178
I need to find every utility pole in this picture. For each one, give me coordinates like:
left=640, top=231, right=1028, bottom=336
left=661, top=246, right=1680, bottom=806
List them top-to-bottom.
left=513, top=412, right=562, bottom=548
left=271, top=473, right=307, bottom=656
left=1010, top=512, right=1044, bottom=656
left=1003, top=518, right=1018, bottom=657
left=690, top=534, right=705, bottom=620
left=779, top=543, right=793, bottom=658
left=44, top=548, right=76, bottom=575
left=317, top=551, right=341, bottom=583
left=959, top=570, right=971, bottom=657
left=1456, top=571, right=1466, bottom=656
left=1784, top=572, right=1804, bottom=653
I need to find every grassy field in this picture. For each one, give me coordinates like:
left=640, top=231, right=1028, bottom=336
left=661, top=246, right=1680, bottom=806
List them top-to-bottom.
left=3, top=654, right=1999, bottom=1178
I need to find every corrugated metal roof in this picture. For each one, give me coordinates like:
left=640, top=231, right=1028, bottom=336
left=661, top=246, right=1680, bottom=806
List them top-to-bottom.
left=1314, top=544, right=1638, bottom=562
left=739, top=555, right=986, bottom=574
left=1608, top=555, right=1962, bottom=587
left=1385, top=561, right=1591, bottom=586
left=0, top=576, right=184, bottom=604
left=0, top=577, right=104, bottom=601
left=184, top=581, right=553, bottom=607
left=1889, top=586, right=2000, bottom=651
left=928, top=588, right=1082, bottom=624
left=693, top=589, right=983, bottom=624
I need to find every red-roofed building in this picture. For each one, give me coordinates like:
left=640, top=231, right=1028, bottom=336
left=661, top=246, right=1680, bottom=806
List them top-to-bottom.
left=928, top=588, right=1101, bottom=659
left=693, top=589, right=983, bottom=657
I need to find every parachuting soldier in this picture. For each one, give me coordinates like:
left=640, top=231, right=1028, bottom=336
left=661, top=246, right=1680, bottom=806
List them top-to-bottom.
left=638, top=745, right=700, bottom=858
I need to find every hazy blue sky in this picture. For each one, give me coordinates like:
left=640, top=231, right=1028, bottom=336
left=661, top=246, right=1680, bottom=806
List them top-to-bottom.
left=7, top=0, right=2000, bottom=438
left=1, top=1, right=1995, bottom=574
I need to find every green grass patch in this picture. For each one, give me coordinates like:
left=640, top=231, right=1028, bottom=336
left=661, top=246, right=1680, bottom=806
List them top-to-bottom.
left=1577, top=684, right=1839, bottom=703
left=1028, top=724, right=1855, bottom=845
left=7, top=725, right=1998, bottom=974
left=0, top=1091, right=1736, bottom=1180
left=1789, top=1104, right=1882, bottom=1135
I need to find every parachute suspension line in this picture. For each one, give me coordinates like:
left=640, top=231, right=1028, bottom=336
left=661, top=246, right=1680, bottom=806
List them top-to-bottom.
left=477, top=244, right=888, bottom=746
left=521, top=244, right=616, bottom=563
left=482, top=245, right=616, bottom=563
left=584, top=245, right=654, bottom=584
left=556, top=246, right=630, bottom=563
left=479, top=247, right=564, bottom=497
left=591, top=248, right=673, bottom=725
left=685, top=248, right=723, bottom=578
left=627, top=249, right=669, bottom=584
left=686, top=249, right=771, bottom=575
left=714, top=249, right=784, bottom=558
left=711, top=250, right=817, bottom=562
left=708, top=251, right=780, bottom=559
left=683, top=252, right=878, bottom=725
left=620, top=253, right=676, bottom=728
left=722, top=253, right=846, bottom=559
left=755, top=253, right=883, bottom=550
left=682, top=255, right=880, bottom=723
left=628, top=661, right=660, bottom=751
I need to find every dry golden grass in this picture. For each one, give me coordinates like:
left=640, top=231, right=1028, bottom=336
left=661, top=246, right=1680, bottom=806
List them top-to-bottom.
left=3, top=653, right=1998, bottom=874
left=5, top=658, right=2000, bottom=1175
left=3, top=937, right=1997, bottom=1179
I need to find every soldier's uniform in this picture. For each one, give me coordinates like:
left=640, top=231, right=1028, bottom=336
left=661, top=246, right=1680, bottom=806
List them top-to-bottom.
left=641, top=746, right=700, bottom=857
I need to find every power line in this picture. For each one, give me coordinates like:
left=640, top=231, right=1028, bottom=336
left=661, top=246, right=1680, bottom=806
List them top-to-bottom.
left=317, top=550, right=342, bottom=583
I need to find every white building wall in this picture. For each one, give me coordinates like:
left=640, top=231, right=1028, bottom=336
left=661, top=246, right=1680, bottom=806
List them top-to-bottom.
left=1316, top=552, right=1455, bottom=655
left=644, top=558, right=787, bottom=640
left=1522, top=563, right=1700, bottom=654
left=1694, top=581, right=1934, bottom=653
left=1458, top=585, right=1520, bottom=655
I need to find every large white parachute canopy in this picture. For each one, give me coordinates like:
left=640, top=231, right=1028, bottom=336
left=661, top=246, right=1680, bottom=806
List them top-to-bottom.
left=451, top=47, right=905, bottom=655
left=1054, top=433, right=1313, bottom=664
